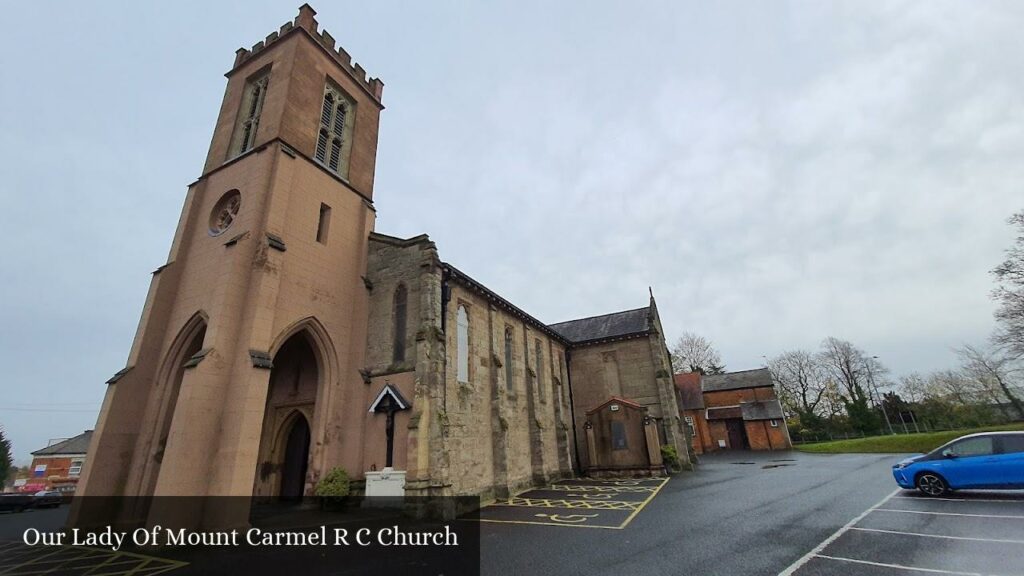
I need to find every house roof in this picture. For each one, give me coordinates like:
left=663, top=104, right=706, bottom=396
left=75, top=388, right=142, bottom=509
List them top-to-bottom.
left=549, top=307, right=650, bottom=345
left=702, top=368, right=774, bottom=393
left=674, top=372, right=705, bottom=410
left=585, top=396, right=646, bottom=415
left=740, top=400, right=785, bottom=421
left=32, top=430, right=93, bottom=457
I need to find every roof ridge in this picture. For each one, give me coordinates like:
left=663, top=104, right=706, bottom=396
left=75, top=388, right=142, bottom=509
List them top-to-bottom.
left=548, top=305, right=649, bottom=327
left=705, top=367, right=770, bottom=377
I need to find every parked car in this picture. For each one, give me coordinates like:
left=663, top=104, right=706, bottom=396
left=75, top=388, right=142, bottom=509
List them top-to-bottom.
left=893, top=431, right=1024, bottom=496
left=33, top=490, right=64, bottom=508
left=0, top=493, right=36, bottom=513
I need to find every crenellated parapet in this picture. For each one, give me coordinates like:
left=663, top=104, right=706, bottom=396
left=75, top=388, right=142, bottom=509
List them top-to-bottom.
left=232, top=4, right=384, bottom=102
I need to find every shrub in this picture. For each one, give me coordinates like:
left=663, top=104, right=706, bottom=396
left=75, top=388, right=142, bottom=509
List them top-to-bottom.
left=661, top=444, right=681, bottom=472
left=315, top=467, right=351, bottom=497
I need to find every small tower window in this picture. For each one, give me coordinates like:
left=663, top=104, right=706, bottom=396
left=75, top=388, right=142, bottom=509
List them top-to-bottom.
left=231, top=71, right=269, bottom=157
left=315, top=84, right=353, bottom=175
left=316, top=203, right=331, bottom=244
left=393, top=285, right=408, bottom=364
left=456, top=305, right=470, bottom=383
left=504, top=327, right=514, bottom=393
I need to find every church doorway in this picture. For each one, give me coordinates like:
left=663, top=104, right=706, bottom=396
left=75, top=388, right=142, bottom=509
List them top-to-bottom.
left=253, top=330, right=321, bottom=500
left=279, top=414, right=310, bottom=500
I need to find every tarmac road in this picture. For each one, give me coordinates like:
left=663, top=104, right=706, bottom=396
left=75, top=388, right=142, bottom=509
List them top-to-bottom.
left=481, top=450, right=902, bottom=576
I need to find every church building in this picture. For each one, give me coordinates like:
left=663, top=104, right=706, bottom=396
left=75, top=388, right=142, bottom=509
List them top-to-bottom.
left=75, top=5, right=690, bottom=527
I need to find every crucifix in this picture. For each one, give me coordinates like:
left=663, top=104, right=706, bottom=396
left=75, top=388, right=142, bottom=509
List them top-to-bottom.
left=370, top=384, right=409, bottom=469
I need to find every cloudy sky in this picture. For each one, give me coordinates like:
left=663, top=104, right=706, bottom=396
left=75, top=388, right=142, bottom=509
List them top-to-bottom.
left=1, top=0, right=1022, bottom=462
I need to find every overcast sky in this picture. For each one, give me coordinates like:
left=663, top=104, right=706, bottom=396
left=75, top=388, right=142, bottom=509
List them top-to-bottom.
left=1, top=1, right=1022, bottom=463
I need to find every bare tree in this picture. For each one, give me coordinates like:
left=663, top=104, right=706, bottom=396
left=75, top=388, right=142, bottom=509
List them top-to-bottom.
left=993, top=210, right=1024, bottom=357
left=670, top=332, right=724, bottom=374
left=818, top=337, right=881, bottom=432
left=957, top=344, right=1024, bottom=419
left=768, top=350, right=828, bottom=422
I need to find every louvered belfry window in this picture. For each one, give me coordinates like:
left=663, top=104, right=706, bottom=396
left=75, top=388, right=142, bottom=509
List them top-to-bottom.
left=235, top=73, right=269, bottom=155
left=316, top=85, right=349, bottom=173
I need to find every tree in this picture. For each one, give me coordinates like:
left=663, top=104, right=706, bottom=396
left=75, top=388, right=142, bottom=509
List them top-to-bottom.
left=993, top=210, right=1024, bottom=357
left=670, top=332, right=725, bottom=374
left=818, top=337, right=881, bottom=433
left=957, top=344, right=1024, bottom=419
left=768, top=350, right=828, bottom=430
left=0, top=427, right=12, bottom=488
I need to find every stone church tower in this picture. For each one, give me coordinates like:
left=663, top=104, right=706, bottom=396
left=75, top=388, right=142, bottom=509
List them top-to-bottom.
left=76, top=5, right=386, bottom=515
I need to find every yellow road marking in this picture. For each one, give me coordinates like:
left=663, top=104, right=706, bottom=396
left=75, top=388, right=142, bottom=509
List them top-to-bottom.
left=477, top=476, right=670, bottom=529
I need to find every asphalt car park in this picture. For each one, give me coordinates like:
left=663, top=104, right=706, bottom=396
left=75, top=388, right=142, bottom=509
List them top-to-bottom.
left=477, top=477, right=668, bottom=529
left=782, top=489, right=1024, bottom=576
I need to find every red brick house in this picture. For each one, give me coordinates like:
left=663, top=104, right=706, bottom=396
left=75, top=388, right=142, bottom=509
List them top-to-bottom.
left=675, top=369, right=791, bottom=452
left=23, top=430, right=92, bottom=493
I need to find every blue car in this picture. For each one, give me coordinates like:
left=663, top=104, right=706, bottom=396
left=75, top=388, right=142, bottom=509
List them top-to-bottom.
left=892, top=432, right=1024, bottom=496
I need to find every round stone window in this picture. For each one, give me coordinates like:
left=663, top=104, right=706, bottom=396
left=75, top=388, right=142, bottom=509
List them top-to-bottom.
left=209, top=190, right=241, bottom=236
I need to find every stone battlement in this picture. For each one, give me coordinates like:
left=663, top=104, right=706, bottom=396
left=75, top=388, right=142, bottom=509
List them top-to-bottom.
left=233, top=4, right=384, bottom=102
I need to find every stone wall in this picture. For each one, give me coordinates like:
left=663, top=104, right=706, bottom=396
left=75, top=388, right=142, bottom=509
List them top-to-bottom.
left=441, top=280, right=573, bottom=500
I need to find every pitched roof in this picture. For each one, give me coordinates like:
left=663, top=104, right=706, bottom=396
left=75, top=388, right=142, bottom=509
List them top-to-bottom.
left=549, top=307, right=650, bottom=344
left=702, top=368, right=774, bottom=393
left=674, top=372, right=705, bottom=410
left=585, top=396, right=646, bottom=415
left=740, top=400, right=785, bottom=421
left=32, top=430, right=93, bottom=456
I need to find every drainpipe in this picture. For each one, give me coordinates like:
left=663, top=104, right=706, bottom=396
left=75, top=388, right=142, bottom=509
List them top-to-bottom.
left=565, top=348, right=582, bottom=475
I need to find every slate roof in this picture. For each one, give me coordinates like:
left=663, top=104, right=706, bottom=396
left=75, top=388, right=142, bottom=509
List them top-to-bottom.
left=549, top=307, right=650, bottom=344
left=702, top=368, right=774, bottom=393
left=674, top=373, right=705, bottom=410
left=740, top=400, right=785, bottom=421
left=32, top=430, right=93, bottom=456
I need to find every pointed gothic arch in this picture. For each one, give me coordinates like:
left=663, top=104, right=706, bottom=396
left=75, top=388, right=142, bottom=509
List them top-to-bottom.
left=137, top=311, right=209, bottom=497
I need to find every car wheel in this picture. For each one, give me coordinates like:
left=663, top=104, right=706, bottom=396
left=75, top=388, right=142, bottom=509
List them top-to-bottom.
left=916, top=472, right=949, bottom=497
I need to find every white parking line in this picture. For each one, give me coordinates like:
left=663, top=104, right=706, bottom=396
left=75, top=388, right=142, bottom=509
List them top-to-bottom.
left=777, top=489, right=900, bottom=576
left=893, top=495, right=1024, bottom=504
left=874, top=508, right=1024, bottom=520
left=850, top=526, right=1024, bottom=545
left=814, top=554, right=983, bottom=575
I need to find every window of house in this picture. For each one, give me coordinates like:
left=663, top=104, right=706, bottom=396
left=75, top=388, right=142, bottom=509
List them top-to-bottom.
left=232, top=71, right=269, bottom=156
left=315, top=84, right=352, bottom=174
left=316, top=203, right=331, bottom=244
left=392, top=285, right=407, bottom=363
left=456, top=305, right=469, bottom=383
left=504, top=327, right=514, bottom=393
left=534, top=340, right=543, bottom=401
left=684, top=416, right=696, bottom=437
left=769, top=419, right=779, bottom=428
left=611, top=421, right=628, bottom=450
left=69, top=460, right=83, bottom=476
left=33, top=464, right=46, bottom=477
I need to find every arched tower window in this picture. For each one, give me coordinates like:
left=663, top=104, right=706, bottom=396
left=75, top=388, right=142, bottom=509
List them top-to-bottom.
left=232, top=71, right=269, bottom=157
left=315, top=85, right=350, bottom=174
left=392, top=285, right=408, bottom=364
left=457, top=305, right=470, bottom=383
left=504, top=327, right=514, bottom=393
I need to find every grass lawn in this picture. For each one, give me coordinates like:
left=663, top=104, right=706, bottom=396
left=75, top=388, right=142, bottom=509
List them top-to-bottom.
left=795, top=422, right=1024, bottom=454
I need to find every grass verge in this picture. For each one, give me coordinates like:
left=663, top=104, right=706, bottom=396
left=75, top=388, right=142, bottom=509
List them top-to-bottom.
left=795, top=422, right=1024, bottom=454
